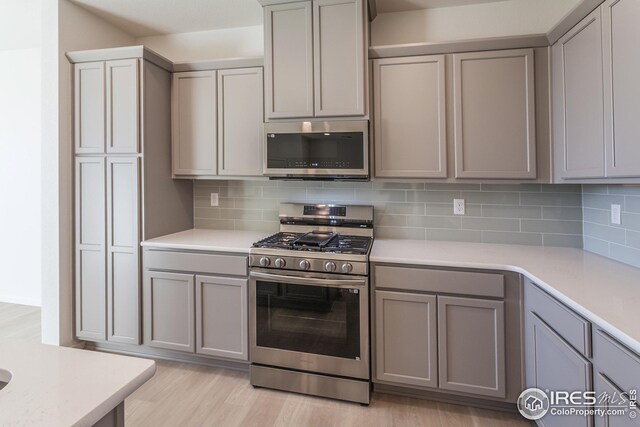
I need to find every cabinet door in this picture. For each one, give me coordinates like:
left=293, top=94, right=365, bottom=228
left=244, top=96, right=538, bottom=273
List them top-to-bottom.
left=313, top=0, right=365, bottom=117
left=602, top=0, right=640, bottom=177
left=264, top=1, right=314, bottom=119
left=552, top=9, right=605, bottom=179
left=453, top=49, right=536, bottom=179
left=373, top=55, right=447, bottom=178
left=106, top=59, right=139, bottom=154
left=74, top=62, right=105, bottom=154
left=217, top=67, right=264, bottom=176
left=172, top=71, right=217, bottom=176
left=75, top=157, right=106, bottom=340
left=106, top=157, right=140, bottom=344
left=143, top=271, right=195, bottom=352
left=195, top=275, right=248, bottom=360
left=374, top=291, right=437, bottom=388
left=438, top=296, right=506, bottom=398
left=528, top=313, right=592, bottom=427
left=594, top=373, right=640, bottom=427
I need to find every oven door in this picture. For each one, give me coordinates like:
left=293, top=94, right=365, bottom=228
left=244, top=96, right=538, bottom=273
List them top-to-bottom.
left=249, top=269, right=369, bottom=380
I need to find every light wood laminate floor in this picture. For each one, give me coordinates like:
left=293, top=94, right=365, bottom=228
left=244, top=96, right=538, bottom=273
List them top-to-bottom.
left=0, top=302, right=532, bottom=427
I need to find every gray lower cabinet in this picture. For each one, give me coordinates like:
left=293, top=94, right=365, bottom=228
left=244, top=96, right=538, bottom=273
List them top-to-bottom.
left=453, top=49, right=536, bottom=179
left=142, top=249, right=249, bottom=361
left=143, top=271, right=195, bottom=352
left=195, top=275, right=248, bottom=360
left=374, top=290, right=438, bottom=388
left=438, top=296, right=506, bottom=399
left=527, top=313, right=593, bottom=427
left=594, top=373, right=640, bottom=427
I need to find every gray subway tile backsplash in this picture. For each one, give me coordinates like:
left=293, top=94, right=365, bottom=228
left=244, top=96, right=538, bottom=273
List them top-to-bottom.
left=193, top=180, right=583, bottom=248
left=582, top=185, right=640, bottom=268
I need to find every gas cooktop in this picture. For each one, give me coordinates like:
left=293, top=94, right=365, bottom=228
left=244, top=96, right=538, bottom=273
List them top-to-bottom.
left=252, top=231, right=372, bottom=255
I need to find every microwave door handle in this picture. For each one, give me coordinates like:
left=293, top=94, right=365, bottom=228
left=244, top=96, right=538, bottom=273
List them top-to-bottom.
left=250, top=271, right=366, bottom=288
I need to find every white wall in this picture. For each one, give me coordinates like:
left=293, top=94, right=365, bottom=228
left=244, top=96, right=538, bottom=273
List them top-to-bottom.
left=0, top=0, right=42, bottom=306
left=41, top=0, right=135, bottom=346
left=371, top=0, right=580, bottom=45
left=136, top=25, right=264, bottom=62
left=0, top=48, right=42, bottom=306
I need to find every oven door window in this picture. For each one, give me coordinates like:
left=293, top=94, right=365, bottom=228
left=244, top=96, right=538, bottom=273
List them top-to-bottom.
left=255, top=280, right=361, bottom=360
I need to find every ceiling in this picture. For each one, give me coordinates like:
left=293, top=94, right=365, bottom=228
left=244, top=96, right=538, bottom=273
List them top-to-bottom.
left=69, top=0, right=264, bottom=38
left=375, top=0, right=511, bottom=13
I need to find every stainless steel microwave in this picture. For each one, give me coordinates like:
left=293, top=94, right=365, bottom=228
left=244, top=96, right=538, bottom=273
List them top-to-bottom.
left=263, top=121, right=369, bottom=180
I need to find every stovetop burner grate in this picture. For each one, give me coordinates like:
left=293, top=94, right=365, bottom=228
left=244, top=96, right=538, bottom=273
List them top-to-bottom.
left=253, top=232, right=372, bottom=255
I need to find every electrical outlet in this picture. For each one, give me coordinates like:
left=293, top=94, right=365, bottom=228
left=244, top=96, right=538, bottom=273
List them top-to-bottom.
left=210, top=193, right=219, bottom=207
left=454, top=199, right=466, bottom=215
left=611, top=204, right=621, bottom=225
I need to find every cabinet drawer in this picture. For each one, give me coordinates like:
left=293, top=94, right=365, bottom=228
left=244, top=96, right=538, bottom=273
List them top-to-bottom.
left=144, top=250, right=248, bottom=276
left=373, top=265, right=504, bottom=298
left=525, top=282, right=591, bottom=357
left=593, top=329, right=640, bottom=395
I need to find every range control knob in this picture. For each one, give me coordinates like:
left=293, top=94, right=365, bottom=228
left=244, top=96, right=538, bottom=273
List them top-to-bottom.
left=259, top=257, right=271, bottom=267
left=275, top=258, right=286, bottom=268
left=299, top=259, right=311, bottom=270
left=324, top=261, right=337, bottom=272
left=341, top=263, right=353, bottom=273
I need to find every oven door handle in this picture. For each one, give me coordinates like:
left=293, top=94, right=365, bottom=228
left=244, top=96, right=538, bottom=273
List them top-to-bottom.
left=250, top=271, right=366, bottom=288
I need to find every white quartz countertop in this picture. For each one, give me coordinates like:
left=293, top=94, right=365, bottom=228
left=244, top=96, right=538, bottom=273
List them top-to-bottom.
left=141, top=229, right=269, bottom=253
left=371, top=239, right=640, bottom=355
left=0, top=343, right=155, bottom=427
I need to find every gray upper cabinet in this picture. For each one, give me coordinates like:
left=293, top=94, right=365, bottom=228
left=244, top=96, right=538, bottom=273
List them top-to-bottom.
left=263, top=0, right=366, bottom=119
left=313, top=0, right=365, bottom=117
left=602, top=0, right=640, bottom=178
left=264, top=1, right=314, bottom=119
left=552, top=8, right=606, bottom=180
left=453, top=49, right=537, bottom=179
left=373, top=55, right=447, bottom=178
left=106, top=59, right=140, bottom=154
left=74, top=61, right=105, bottom=154
left=217, top=68, right=264, bottom=177
left=172, top=71, right=218, bottom=176
left=75, top=157, right=107, bottom=341
left=106, top=157, right=141, bottom=345
left=143, top=271, right=195, bottom=352
left=195, top=275, right=248, bottom=360
left=374, top=290, right=438, bottom=388
left=437, top=296, right=506, bottom=398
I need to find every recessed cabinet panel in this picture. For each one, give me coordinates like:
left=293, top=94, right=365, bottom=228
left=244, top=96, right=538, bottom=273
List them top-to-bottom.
left=313, top=0, right=365, bottom=117
left=602, top=0, right=640, bottom=177
left=264, top=1, right=314, bottom=119
left=553, top=9, right=606, bottom=179
left=453, top=49, right=536, bottom=179
left=373, top=55, right=447, bottom=178
left=106, top=59, right=139, bottom=154
left=74, top=62, right=105, bottom=154
left=217, top=68, right=264, bottom=176
left=172, top=71, right=217, bottom=176
left=75, top=157, right=106, bottom=340
left=107, top=157, right=140, bottom=344
left=144, top=271, right=195, bottom=352
left=196, top=275, right=248, bottom=360
left=375, top=291, right=438, bottom=388
left=438, top=296, right=506, bottom=398
left=528, top=313, right=592, bottom=427
left=594, top=372, right=640, bottom=427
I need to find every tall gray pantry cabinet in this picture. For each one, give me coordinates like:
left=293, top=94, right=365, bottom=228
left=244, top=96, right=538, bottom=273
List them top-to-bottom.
left=69, top=48, right=193, bottom=344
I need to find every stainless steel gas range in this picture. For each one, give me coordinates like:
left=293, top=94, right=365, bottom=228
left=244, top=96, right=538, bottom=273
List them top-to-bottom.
left=248, top=203, right=374, bottom=405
